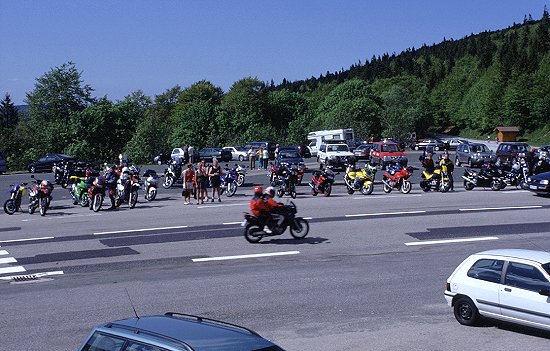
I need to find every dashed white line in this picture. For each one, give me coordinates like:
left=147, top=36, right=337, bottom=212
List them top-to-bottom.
left=501, top=190, right=530, bottom=194
left=353, top=194, right=422, bottom=200
left=197, top=203, right=247, bottom=209
left=459, top=205, right=542, bottom=212
left=345, top=210, right=426, bottom=218
left=22, top=213, right=101, bottom=222
left=222, top=221, right=243, bottom=225
left=94, top=226, right=189, bottom=235
left=405, top=236, right=499, bottom=246
left=0, top=237, right=54, bottom=244
left=192, top=251, right=300, bottom=262
left=0, top=257, right=17, bottom=264
left=0, top=266, right=26, bottom=275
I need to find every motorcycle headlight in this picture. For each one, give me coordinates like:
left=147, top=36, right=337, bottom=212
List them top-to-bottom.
left=527, top=177, right=532, bottom=182
left=541, top=180, right=549, bottom=185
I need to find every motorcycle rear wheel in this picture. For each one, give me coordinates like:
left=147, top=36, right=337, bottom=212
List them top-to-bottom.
left=162, top=176, right=174, bottom=189
left=491, top=180, right=502, bottom=191
left=401, top=181, right=412, bottom=194
left=226, top=182, right=237, bottom=197
left=323, top=183, right=332, bottom=197
left=277, top=188, right=284, bottom=198
left=129, top=191, right=138, bottom=208
left=79, top=193, right=89, bottom=207
left=92, top=194, right=103, bottom=212
left=39, top=197, right=48, bottom=216
left=4, top=199, right=16, bottom=215
left=29, top=202, right=36, bottom=214
left=290, top=218, right=309, bottom=239
left=244, top=224, right=263, bottom=243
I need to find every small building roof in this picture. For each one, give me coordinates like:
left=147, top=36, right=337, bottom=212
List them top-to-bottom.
left=494, top=126, right=520, bottom=132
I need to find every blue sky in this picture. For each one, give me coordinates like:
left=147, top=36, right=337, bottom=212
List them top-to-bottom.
left=1, top=1, right=548, bottom=105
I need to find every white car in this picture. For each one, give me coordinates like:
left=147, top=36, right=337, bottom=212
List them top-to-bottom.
left=223, top=146, right=249, bottom=161
left=171, top=148, right=186, bottom=161
left=444, top=249, right=550, bottom=332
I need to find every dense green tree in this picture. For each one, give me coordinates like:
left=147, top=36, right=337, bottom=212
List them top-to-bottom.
left=0, top=93, right=18, bottom=129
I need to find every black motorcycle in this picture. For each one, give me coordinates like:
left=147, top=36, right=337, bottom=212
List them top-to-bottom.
left=501, top=158, right=529, bottom=190
left=162, top=160, right=182, bottom=189
left=462, top=162, right=505, bottom=191
left=274, top=164, right=297, bottom=198
left=115, top=166, right=140, bottom=208
left=242, top=201, right=309, bottom=243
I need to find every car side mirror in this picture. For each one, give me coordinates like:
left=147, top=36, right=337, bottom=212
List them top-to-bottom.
left=538, top=288, right=550, bottom=297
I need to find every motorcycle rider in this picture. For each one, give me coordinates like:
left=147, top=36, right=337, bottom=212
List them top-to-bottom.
left=420, top=150, right=436, bottom=174
left=439, top=151, right=454, bottom=190
left=104, top=165, right=118, bottom=209
left=249, top=186, right=272, bottom=234
left=264, top=186, right=285, bottom=230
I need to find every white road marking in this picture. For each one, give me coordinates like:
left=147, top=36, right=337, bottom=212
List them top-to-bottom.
left=501, top=190, right=530, bottom=194
left=353, top=194, right=422, bottom=200
left=197, top=203, right=247, bottom=209
left=459, top=205, right=542, bottom=212
left=345, top=210, right=426, bottom=218
left=22, top=213, right=101, bottom=222
left=303, top=217, right=313, bottom=220
left=222, top=221, right=243, bottom=225
left=94, top=225, right=189, bottom=235
left=405, top=236, right=499, bottom=246
left=0, top=237, right=54, bottom=244
left=0, top=250, right=8, bottom=256
left=192, top=251, right=300, bottom=262
left=0, top=257, right=17, bottom=264
left=0, top=266, right=26, bottom=275
left=0, top=270, right=64, bottom=281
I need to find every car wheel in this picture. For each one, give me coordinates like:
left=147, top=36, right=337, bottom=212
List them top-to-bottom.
left=414, top=146, right=419, bottom=150
left=435, top=146, right=440, bottom=151
left=238, top=155, right=244, bottom=162
left=467, top=158, right=473, bottom=168
left=453, top=297, right=480, bottom=326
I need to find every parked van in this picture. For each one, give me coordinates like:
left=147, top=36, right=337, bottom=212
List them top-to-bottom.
left=307, top=129, right=355, bottom=156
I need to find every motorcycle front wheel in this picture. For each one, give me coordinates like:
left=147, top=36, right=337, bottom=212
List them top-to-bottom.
left=237, top=174, right=245, bottom=187
left=162, top=176, right=174, bottom=189
left=401, top=180, right=412, bottom=194
left=491, top=180, right=502, bottom=191
left=440, top=181, right=451, bottom=193
left=464, top=181, right=475, bottom=190
left=226, top=182, right=237, bottom=197
left=361, top=182, right=374, bottom=195
left=383, top=182, right=393, bottom=193
left=323, top=183, right=332, bottom=197
left=290, top=184, right=296, bottom=199
left=147, top=187, right=157, bottom=201
left=277, top=188, right=284, bottom=198
left=129, top=191, right=138, bottom=208
left=79, top=193, right=89, bottom=207
left=92, top=194, right=103, bottom=212
left=39, top=197, right=48, bottom=216
left=3, top=199, right=16, bottom=215
left=28, top=201, right=36, bottom=214
left=290, top=218, right=309, bottom=239
left=244, top=224, right=263, bottom=243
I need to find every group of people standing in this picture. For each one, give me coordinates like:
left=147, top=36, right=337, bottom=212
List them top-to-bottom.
left=248, top=147, right=270, bottom=170
left=181, top=159, right=223, bottom=205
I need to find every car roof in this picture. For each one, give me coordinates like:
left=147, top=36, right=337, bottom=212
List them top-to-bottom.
left=474, top=249, right=550, bottom=264
left=105, top=314, right=276, bottom=350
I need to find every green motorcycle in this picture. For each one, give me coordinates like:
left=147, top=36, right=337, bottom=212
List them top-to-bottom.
left=68, top=176, right=92, bottom=207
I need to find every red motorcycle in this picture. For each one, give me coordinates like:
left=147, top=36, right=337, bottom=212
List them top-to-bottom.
left=296, top=163, right=306, bottom=185
left=382, top=164, right=414, bottom=194
left=309, top=168, right=335, bottom=196
left=28, top=176, right=54, bottom=216
left=88, top=176, right=107, bottom=212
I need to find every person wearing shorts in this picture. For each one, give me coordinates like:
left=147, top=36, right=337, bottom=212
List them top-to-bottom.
left=209, top=159, right=222, bottom=202
left=195, top=160, right=209, bottom=204
left=182, top=163, right=195, bottom=205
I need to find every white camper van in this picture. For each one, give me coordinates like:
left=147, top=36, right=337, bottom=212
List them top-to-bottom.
left=307, top=129, right=355, bottom=156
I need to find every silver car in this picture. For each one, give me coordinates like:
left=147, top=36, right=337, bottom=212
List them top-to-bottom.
left=455, top=143, right=495, bottom=167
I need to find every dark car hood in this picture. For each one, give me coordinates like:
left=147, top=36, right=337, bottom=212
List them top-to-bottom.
left=278, top=157, right=304, bottom=164
left=530, top=171, right=550, bottom=181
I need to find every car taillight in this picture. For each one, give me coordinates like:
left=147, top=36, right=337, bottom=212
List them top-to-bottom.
left=445, top=282, right=451, bottom=291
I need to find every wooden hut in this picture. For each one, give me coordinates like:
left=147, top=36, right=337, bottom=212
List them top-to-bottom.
left=494, top=126, right=520, bottom=142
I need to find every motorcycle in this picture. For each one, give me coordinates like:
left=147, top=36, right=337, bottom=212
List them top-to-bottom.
left=532, top=150, right=550, bottom=175
left=501, top=158, right=529, bottom=190
left=162, top=160, right=182, bottom=189
left=462, top=162, right=505, bottom=191
left=268, top=163, right=279, bottom=186
left=295, top=163, right=306, bottom=185
left=343, top=163, right=377, bottom=195
left=234, top=164, right=247, bottom=187
left=274, top=164, right=298, bottom=198
left=382, top=164, right=414, bottom=194
left=420, top=164, right=451, bottom=192
left=115, top=166, right=140, bottom=208
left=220, top=167, right=239, bottom=197
left=309, top=168, right=335, bottom=196
left=142, top=169, right=160, bottom=201
left=68, top=175, right=92, bottom=207
left=28, top=176, right=54, bottom=216
left=88, top=176, right=107, bottom=212
left=3, top=182, right=27, bottom=215
left=242, top=201, right=309, bottom=243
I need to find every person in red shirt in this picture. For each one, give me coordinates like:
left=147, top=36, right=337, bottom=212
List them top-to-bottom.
left=249, top=185, right=273, bottom=233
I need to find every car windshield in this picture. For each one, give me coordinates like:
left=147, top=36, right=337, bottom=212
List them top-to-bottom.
left=382, top=144, right=399, bottom=152
left=514, top=144, right=528, bottom=152
left=327, top=145, right=349, bottom=152
left=470, top=145, right=489, bottom=152
left=235, top=147, right=246, bottom=152
left=280, top=152, right=300, bottom=158
left=543, top=262, right=550, bottom=276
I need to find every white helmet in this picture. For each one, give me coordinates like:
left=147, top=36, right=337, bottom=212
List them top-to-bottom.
left=122, top=166, right=129, bottom=174
left=264, top=186, right=276, bottom=197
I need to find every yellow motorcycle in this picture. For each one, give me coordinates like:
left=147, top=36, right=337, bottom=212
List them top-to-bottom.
left=344, top=163, right=377, bottom=195
left=420, top=163, right=451, bottom=192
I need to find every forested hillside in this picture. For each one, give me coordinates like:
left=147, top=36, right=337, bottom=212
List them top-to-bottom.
left=0, top=9, right=548, bottom=170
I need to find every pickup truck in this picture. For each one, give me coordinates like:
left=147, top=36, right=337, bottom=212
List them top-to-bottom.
left=317, top=141, right=355, bottom=169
